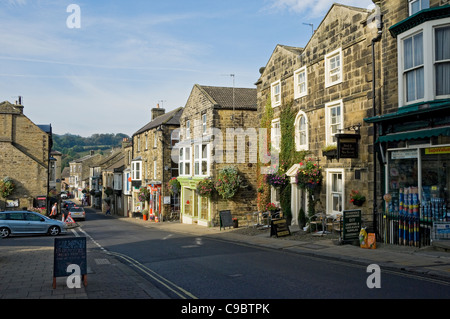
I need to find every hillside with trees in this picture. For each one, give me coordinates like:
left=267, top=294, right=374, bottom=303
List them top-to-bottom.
left=53, top=133, right=130, bottom=169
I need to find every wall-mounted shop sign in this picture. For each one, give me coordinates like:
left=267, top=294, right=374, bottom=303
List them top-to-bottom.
left=336, top=133, right=360, bottom=159
left=425, top=146, right=450, bottom=155
left=391, top=149, right=418, bottom=159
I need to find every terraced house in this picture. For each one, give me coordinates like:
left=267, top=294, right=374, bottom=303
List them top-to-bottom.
left=365, top=0, right=450, bottom=246
left=255, top=4, right=382, bottom=229
left=177, top=84, right=258, bottom=226
left=0, top=100, right=54, bottom=211
left=131, top=105, right=183, bottom=219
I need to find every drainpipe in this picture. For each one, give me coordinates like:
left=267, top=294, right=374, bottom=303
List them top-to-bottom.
left=372, top=27, right=382, bottom=237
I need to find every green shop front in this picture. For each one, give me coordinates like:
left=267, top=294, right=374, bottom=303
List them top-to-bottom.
left=366, top=100, right=450, bottom=246
left=177, top=177, right=212, bottom=226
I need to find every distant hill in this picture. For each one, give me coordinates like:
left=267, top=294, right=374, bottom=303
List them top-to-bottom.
left=53, top=133, right=130, bottom=169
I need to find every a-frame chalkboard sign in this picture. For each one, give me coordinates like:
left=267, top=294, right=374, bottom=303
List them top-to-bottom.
left=219, top=210, right=233, bottom=230
left=53, top=237, right=87, bottom=289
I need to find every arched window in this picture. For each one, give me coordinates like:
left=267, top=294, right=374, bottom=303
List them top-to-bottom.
left=295, top=110, right=308, bottom=151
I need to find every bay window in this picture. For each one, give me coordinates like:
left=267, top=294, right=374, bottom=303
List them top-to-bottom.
left=397, top=18, right=450, bottom=106
left=194, top=144, right=209, bottom=176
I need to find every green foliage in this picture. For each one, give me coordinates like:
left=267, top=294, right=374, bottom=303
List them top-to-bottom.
left=257, top=96, right=274, bottom=211
left=53, top=133, right=130, bottom=170
left=215, top=166, right=242, bottom=199
left=0, top=177, right=15, bottom=198
left=197, top=178, right=215, bottom=198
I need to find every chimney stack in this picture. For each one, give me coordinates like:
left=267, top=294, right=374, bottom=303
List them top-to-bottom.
left=151, top=103, right=165, bottom=121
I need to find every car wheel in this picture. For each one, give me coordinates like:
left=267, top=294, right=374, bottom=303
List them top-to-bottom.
left=48, top=226, right=60, bottom=236
left=0, top=227, right=10, bottom=238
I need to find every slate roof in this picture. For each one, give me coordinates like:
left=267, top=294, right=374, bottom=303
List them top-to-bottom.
left=197, top=85, right=257, bottom=110
left=133, top=106, right=183, bottom=136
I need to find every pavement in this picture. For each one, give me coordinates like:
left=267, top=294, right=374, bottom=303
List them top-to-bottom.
left=1, top=205, right=449, bottom=299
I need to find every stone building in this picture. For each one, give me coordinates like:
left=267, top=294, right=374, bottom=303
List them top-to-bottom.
left=365, top=0, right=450, bottom=246
left=255, top=4, right=382, bottom=228
left=177, top=84, right=258, bottom=227
left=0, top=100, right=53, bottom=211
left=131, top=105, right=183, bottom=219
left=69, top=151, right=102, bottom=199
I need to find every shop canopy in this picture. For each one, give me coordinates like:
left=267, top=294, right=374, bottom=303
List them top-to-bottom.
left=364, top=99, right=450, bottom=124
left=377, top=126, right=450, bottom=143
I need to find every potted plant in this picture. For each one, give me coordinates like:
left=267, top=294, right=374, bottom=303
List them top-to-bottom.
left=322, top=144, right=338, bottom=159
left=196, top=178, right=215, bottom=198
left=350, top=190, right=366, bottom=206
left=266, top=202, right=279, bottom=212
left=142, top=209, right=149, bottom=221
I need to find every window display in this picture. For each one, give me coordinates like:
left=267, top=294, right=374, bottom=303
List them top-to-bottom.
left=384, top=146, right=450, bottom=246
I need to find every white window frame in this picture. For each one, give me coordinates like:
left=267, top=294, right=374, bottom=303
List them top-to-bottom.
left=409, top=0, right=429, bottom=16
left=397, top=18, right=450, bottom=107
left=325, top=48, right=342, bottom=88
left=294, top=66, right=307, bottom=99
left=271, top=80, right=281, bottom=107
left=325, top=100, right=343, bottom=146
left=294, top=110, right=309, bottom=151
left=202, top=113, right=207, bottom=135
left=271, top=118, right=281, bottom=152
left=186, top=120, right=191, bottom=139
left=171, top=129, right=180, bottom=148
left=194, top=143, right=210, bottom=177
left=179, top=146, right=191, bottom=176
left=131, top=160, right=142, bottom=181
left=153, top=160, right=157, bottom=179
left=326, top=168, right=345, bottom=215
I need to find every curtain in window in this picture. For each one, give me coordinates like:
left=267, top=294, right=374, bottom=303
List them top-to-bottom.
left=435, top=26, right=450, bottom=96
left=404, top=32, right=424, bottom=102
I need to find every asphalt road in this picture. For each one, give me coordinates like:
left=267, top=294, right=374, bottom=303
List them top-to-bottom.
left=77, top=207, right=450, bottom=299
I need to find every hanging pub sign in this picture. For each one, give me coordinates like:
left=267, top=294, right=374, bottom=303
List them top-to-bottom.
left=336, top=133, right=360, bottom=159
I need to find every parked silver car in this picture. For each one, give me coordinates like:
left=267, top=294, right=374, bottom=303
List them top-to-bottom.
left=0, top=211, right=67, bottom=238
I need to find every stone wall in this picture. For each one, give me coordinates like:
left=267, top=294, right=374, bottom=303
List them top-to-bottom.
left=256, top=4, right=381, bottom=223
left=0, top=102, right=50, bottom=210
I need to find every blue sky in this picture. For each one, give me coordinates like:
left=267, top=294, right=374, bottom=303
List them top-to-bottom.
left=0, top=0, right=374, bottom=137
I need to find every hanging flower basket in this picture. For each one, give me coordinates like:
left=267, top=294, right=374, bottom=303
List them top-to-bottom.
left=295, top=158, right=322, bottom=191
left=215, top=166, right=242, bottom=199
left=265, top=172, right=288, bottom=188
left=0, top=177, right=15, bottom=199
left=167, top=177, right=181, bottom=194
left=196, top=178, right=215, bottom=198
left=138, top=187, right=150, bottom=203
left=350, top=190, right=366, bottom=206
